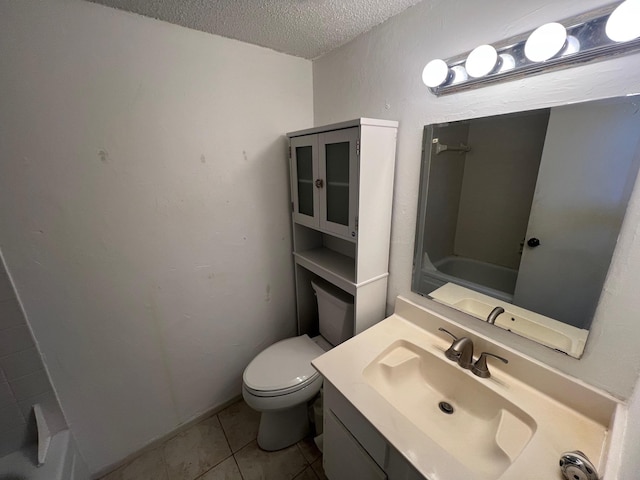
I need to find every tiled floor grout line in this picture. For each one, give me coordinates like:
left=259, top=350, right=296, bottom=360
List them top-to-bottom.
left=294, top=443, right=313, bottom=479
left=192, top=452, right=235, bottom=480
left=231, top=453, right=245, bottom=480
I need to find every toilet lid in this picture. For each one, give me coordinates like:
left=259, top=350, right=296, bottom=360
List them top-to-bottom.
left=243, top=335, right=326, bottom=394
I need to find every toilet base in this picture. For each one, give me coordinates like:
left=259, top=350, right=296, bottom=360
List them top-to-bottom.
left=257, top=403, right=310, bottom=451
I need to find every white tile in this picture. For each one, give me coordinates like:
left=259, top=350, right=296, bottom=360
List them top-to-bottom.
left=0, top=269, right=13, bottom=302
left=0, top=298, right=25, bottom=331
left=0, top=325, right=35, bottom=356
left=0, top=347, right=44, bottom=380
left=9, top=369, right=52, bottom=401
left=0, top=381, right=15, bottom=408
left=17, top=390, right=66, bottom=433
left=0, top=401, right=27, bottom=430
left=0, top=424, right=31, bottom=457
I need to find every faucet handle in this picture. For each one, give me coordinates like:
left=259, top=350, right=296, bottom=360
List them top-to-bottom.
left=438, top=327, right=461, bottom=362
left=438, top=328, right=474, bottom=367
left=472, top=352, right=509, bottom=378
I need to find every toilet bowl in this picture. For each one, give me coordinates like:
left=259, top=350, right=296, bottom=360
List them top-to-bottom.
left=242, top=279, right=354, bottom=451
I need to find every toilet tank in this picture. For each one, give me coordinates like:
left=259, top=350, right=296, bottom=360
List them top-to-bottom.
left=311, top=279, right=354, bottom=346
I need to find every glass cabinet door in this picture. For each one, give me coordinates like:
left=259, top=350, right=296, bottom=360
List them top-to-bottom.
left=319, top=127, right=359, bottom=239
left=290, top=135, right=320, bottom=228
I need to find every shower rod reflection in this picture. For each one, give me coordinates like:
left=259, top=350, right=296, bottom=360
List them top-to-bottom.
left=433, top=138, right=471, bottom=155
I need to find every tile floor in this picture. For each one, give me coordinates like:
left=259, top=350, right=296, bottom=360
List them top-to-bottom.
left=100, top=400, right=328, bottom=480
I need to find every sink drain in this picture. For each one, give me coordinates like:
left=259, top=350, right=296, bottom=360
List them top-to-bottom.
left=438, top=401, right=454, bottom=415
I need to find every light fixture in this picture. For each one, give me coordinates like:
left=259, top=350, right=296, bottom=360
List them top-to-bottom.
left=606, top=0, right=640, bottom=42
left=422, top=1, right=640, bottom=96
left=524, top=23, right=567, bottom=62
left=465, top=45, right=499, bottom=78
left=422, top=59, right=449, bottom=88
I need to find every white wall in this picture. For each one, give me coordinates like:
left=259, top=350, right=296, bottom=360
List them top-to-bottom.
left=0, top=0, right=312, bottom=472
left=313, top=0, right=640, bottom=400
left=513, top=99, right=640, bottom=329
left=455, top=112, right=548, bottom=269
left=422, top=122, right=468, bottom=264
left=618, top=381, right=640, bottom=478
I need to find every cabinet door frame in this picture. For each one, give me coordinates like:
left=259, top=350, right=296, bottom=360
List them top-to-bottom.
left=318, top=127, right=360, bottom=240
left=290, top=134, right=320, bottom=229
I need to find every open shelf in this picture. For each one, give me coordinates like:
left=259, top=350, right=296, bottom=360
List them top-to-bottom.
left=293, top=247, right=356, bottom=294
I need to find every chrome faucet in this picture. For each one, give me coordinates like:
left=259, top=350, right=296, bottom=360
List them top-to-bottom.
left=486, top=306, right=505, bottom=324
left=438, top=327, right=474, bottom=369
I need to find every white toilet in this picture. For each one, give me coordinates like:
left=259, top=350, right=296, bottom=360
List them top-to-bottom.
left=242, top=278, right=354, bottom=451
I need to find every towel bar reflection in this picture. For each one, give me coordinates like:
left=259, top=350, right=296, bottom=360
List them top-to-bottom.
left=433, top=138, right=471, bottom=155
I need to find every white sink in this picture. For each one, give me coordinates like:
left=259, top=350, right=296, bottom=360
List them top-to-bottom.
left=312, top=296, right=621, bottom=480
left=363, top=339, right=536, bottom=478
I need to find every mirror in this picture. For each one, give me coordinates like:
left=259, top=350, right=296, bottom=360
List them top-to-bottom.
left=412, top=94, right=640, bottom=358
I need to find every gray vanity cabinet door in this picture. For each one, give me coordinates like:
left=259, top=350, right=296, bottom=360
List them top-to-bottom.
left=323, top=410, right=387, bottom=480
left=386, top=447, right=428, bottom=480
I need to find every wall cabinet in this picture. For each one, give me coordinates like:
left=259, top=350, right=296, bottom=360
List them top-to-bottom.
left=287, top=119, right=398, bottom=337
left=290, top=127, right=359, bottom=239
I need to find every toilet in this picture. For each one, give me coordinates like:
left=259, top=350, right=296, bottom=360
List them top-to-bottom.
left=242, top=278, right=354, bottom=451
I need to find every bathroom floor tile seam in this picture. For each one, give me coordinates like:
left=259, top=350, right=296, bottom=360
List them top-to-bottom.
left=100, top=398, right=327, bottom=480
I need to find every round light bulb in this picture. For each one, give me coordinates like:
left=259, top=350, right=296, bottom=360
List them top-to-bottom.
left=606, top=0, right=640, bottom=42
left=524, top=22, right=567, bottom=62
left=562, top=35, right=580, bottom=56
left=465, top=44, right=499, bottom=78
left=498, top=54, right=516, bottom=72
left=422, top=59, right=450, bottom=88
left=450, top=65, right=468, bottom=84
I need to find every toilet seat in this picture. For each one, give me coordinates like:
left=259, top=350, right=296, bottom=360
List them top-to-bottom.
left=243, top=334, right=326, bottom=397
left=244, top=374, right=319, bottom=397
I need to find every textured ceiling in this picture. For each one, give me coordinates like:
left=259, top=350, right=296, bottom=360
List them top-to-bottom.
left=88, top=0, right=425, bottom=59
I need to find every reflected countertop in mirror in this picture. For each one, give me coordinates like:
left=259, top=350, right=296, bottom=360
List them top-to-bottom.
left=412, top=94, right=640, bottom=358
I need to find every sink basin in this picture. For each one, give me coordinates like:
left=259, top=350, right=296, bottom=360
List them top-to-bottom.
left=363, top=339, right=536, bottom=478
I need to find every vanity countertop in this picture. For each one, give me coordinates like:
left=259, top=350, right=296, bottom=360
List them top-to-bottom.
left=312, top=295, right=625, bottom=480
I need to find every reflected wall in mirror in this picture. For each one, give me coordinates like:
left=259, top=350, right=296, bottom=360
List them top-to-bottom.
left=412, top=94, right=640, bottom=358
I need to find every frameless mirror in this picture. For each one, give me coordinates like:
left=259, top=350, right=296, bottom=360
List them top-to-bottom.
left=412, top=94, right=640, bottom=358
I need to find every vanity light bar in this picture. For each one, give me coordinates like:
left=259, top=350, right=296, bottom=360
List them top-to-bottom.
left=423, top=0, right=640, bottom=96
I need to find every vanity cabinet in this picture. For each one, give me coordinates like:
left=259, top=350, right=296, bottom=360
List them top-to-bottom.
left=287, top=119, right=398, bottom=337
left=323, top=381, right=425, bottom=480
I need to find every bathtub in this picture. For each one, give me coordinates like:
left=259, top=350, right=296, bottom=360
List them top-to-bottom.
left=420, top=255, right=517, bottom=302
left=0, top=430, right=89, bottom=480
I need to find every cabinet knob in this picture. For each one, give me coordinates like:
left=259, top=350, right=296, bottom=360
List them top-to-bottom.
left=315, top=179, right=324, bottom=189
